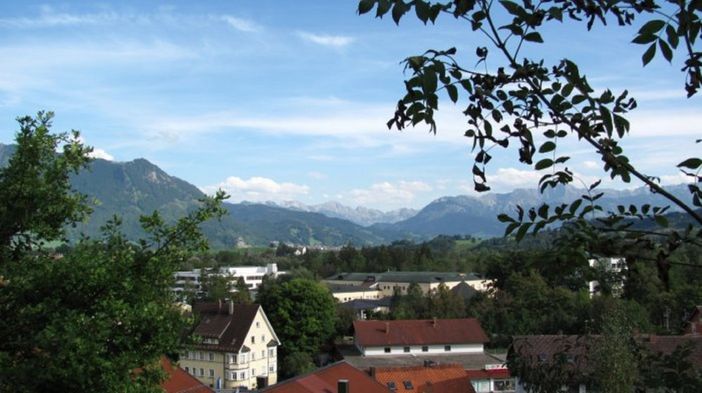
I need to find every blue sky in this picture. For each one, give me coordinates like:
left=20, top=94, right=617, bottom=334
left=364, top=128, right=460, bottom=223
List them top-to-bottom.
left=0, top=1, right=698, bottom=210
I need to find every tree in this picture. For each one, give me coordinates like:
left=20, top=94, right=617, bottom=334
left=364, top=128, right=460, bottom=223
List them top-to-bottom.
left=358, top=0, right=702, bottom=285
left=0, top=111, right=91, bottom=262
left=0, top=113, right=227, bottom=392
left=255, top=278, right=336, bottom=377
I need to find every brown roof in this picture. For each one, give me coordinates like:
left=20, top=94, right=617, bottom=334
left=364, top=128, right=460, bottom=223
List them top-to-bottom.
left=192, top=302, right=264, bottom=352
left=354, top=319, right=488, bottom=347
left=511, top=334, right=702, bottom=373
left=160, top=357, right=214, bottom=393
left=261, top=361, right=389, bottom=393
left=373, top=364, right=475, bottom=393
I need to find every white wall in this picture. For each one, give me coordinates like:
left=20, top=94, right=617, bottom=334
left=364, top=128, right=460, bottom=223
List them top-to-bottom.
left=361, top=343, right=483, bottom=356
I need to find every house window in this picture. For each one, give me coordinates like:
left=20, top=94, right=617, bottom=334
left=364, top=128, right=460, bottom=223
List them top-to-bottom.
left=256, top=322, right=260, bottom=328
left=262, top=334, right=265, bottom=342
left=251, top=336, right=255, bottom=344
left=444, top=345, right=451, bottom=352
left=404, top=346, right=410, bottom=353
left=421, top=346, right=428, bottom=352
left=384, top=347, right=391, bottom=353
left=269, top=348, right=275, bottom=357
left=262, top=350, right=265, bottom=358
left=209, top=352, right=215, bottom=361
left=251, top=353, right=256, bottom=360
left=239, top=354, right=247, bottom=363
left=269, top=365, right=275, bottom=372
left=185, top=367, right=190, bottom=373
left=199, top=368, right=204, bottom=377
left=252, top=368, right=256, bottom=376
left=209, top=369, right=215, bottom=377
left=231, top=371, right=237, bottom=381
left=240, top=372, right=246, bottom=380
left=494, top=379, right=515, bottom=391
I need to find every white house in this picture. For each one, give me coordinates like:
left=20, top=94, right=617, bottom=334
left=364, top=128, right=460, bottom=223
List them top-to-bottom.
left=180, top=302, right=281, bottom=390
left=353, top=318, right=488, bottom=356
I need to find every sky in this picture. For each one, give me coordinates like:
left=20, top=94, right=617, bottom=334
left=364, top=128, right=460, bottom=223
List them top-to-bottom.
left=0, top=1, right=699, bottom=211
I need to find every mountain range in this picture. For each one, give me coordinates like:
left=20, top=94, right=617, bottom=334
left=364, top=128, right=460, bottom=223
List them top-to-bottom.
left=0, top=143, right=693, bottom=247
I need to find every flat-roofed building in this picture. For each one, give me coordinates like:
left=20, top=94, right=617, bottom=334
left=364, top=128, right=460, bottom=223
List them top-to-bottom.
left=324, top=271, right=490, bottom=297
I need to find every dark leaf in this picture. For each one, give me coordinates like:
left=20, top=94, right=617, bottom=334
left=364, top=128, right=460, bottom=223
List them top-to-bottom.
left=524, top=32, right=544, bottom=43
left=642, top=42, right=656, bottom=66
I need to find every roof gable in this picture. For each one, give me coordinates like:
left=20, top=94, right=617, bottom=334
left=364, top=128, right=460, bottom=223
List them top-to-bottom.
left=192, top=303, right=261, bottom=352
left=354, top=319, right=488, bottom=347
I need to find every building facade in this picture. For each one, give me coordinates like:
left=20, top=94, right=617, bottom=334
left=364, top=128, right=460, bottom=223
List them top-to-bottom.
left=173, top=263, right=283, bottom=299
left=325, top=271, right=490, bottom=297
left=180, top=302, right=280, bottom=390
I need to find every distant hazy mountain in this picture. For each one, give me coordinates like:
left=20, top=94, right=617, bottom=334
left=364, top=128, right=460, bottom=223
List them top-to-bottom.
left=1, top=142, right=694, bottom=245
left=0, top=143, right=399, bottom=247
left=378, top=184, right=693, bottom=238
left=275, top=200, right=418, bottom=226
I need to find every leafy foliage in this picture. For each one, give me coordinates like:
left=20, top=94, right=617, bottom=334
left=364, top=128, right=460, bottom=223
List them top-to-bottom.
left=358, top=0, right=702, bottom=284
left=0, top=113, right=227, bottom=392
left=256, top=278, right=336, bottom=378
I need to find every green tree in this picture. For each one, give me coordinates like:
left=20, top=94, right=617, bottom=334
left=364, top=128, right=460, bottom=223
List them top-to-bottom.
left=358, top=0, right=702, bottom=289
left=0, top=112, right=91, bottom=261
left=0, top=113, right=227, bottom=392
left=231, top=276, right=252, bottom=304
left=256, top=278, right=336, bottom=377
left=591, top=302, right=639, bottom=392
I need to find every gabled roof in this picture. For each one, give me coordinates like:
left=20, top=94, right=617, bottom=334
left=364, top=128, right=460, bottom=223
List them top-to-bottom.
left=449, top=282, right=478, bottom=301
left=192, top=303, right=275, bottom=352
left=354, top=319, right=488, bottom=347
left=511, top=334, right=702, bottom=374
left=160, top=357, right=214, bottom=393
left=261, top=361, right=388, bottom=393
left=373, top=364, right=475, bottom=393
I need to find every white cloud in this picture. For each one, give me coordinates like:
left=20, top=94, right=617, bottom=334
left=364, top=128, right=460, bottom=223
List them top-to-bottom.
left=0, top=9, right=119, bottom=28
left=221, top=15, right=261, bottom=33
left=297, top=31, right=354, bottom=47
left=88, top=148, right=114, bottom=161
left=583, top=160, right=599, bottom=169
left=307, top=171, right=327, bottom=180
left=660, top=172, right=693, bottom=185
left=202, top=176, right=309, bottom=203
left=347, top=181, right=432, bottom=207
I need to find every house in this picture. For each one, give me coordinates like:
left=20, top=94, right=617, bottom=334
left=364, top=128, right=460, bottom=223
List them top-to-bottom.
left=587, top=257, right=626, bottom=297
left=173, top=263, right=285, bottom=299
left=324, top=271, right=489, bottom=297
left=328, top=283, right=383, bottom=303
left=340, top=297, right=393, bottom=320
left=180, top=302, right=280, bottom=390
left=342, top=318, right=515, bottom=390
left=353, top=318, right=488, bottom=356
left=509, top=334, right=702, bottom=392
left=159, top=357, right=214, bottom=393
left=261, top=361, right=389, bottom=393
left=371, top=363, right=477, bottom=393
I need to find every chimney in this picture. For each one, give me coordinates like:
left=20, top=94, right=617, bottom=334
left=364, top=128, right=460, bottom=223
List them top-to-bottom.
left=228, top=299, right=234, bottom=315
left=369, top=367, right=376, bottom=378
left=338, top=379, right=349, bottom=393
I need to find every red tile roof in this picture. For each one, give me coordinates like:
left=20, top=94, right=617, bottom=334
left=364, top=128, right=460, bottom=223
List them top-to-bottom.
left=353, top=319, right=488, bottom=347
left=160, top=357, right=214, bottom=393
left=262, top=361, right=389, bottom=393
left=372, top=364, right=475, bottom=393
